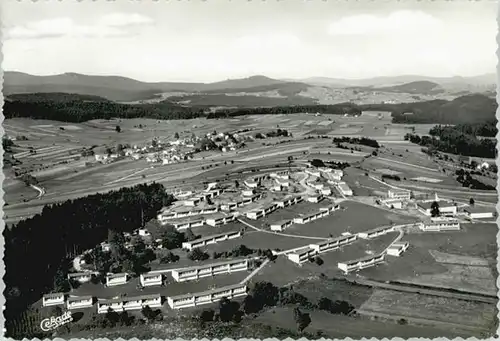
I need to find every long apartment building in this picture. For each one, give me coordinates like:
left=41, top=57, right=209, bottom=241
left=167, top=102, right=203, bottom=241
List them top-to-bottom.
left=388, top=189, right=411, bottom=200
left=307, top=193, right=324, bottom=203
left=220, top=194, right=263, bottom=211
left=274, top=195, right=303, bottom=208
left=246, top=203, right=278, bottom=220
left=157, top=206, right=219, bottom=224
left=293, top=209, right=329, bottom=224
left=205, top=213, right=237, bottom=227
left=171, top=217, right=206, bottom=230
left=420, top=217, right=460, bottom=232
left=270, top=219, right=294, bottom=231
left=358, top=226, right=395, bottom=239
left=182, top=230, right=243, bottom=251
left=308, top=234, right=358, bottom=254
left=386, top=241, right=409, bottom=257
left=286, top=247, right=318, bottom=265
left=338, top=253, right=385, bottom=273
left=171, top=258, right=250, bottom=282
left=106, top=273, right=129, bottom=287
left=140, top=273, right=163, bottom=287
left=167, top=283, right=248, bottom=310
left=42, top=293, right=65, bottom=307
left=97, top=294, right=162, bottom=314
left=67, top=296, right=93, bottom=310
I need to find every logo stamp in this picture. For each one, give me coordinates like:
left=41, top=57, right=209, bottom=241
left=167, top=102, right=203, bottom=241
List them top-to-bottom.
left=40, top=311, right=73, bottom=332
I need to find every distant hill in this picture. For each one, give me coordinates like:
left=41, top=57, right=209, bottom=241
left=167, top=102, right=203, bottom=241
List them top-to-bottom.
left=3, top=72, right=306, bottom=102
left=372, top=81, right=444, bottom=95
left=362, top=93, right=497, bottom=124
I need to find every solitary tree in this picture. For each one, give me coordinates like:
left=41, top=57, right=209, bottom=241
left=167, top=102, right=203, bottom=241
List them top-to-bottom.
left=115, top=125, right=121, bottom=133
left=174, top=132, right=180, bottom=139
left=469, top=198, right=475, bottom=206
left=431, top=201, right=440, bottom=217
left=293, top=307, right=312, bottom=333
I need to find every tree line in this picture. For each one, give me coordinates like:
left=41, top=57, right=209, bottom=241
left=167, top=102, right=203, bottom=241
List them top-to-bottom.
left=404, top=123, right=496, bottom=159
left=4, top=183, right=173, bottom=338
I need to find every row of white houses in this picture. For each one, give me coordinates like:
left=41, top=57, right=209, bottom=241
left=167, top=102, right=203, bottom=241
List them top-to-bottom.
left=270, top=170, right=290, bottom=180
left=183, top=188, right=225, bottom=206
left=387, top=189, right=411, bottom=200
left=220, top=194, right=263, bottom=211
left=246, top=203, right=279, bottom=220
left=271, top=204, right=339, bottom=232
left=157, top=206, right=219, bottom=224
left=162, top=212, right=238, bottom=230
left=419, top=217, right=461, bottom=232
left=358, top=225, right=396, bottom=239
left=181, top=230, right=243, bottom=251
left=286, top=234, right=358, bottom=264
left=338, top=253, right=385, bottom=273
left=171, top=258, right=251, bottom=282
left=167, top=283, right=248, bottom=309
left=42, top=293, right=94, bottom=310
left=97, top=294, right=162, bottom=314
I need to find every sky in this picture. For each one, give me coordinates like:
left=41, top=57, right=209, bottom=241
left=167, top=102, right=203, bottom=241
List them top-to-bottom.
left=2, top=0, right=498, bottom=82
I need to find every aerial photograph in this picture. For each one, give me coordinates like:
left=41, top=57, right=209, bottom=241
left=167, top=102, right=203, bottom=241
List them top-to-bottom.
left=2, top=0, right=498, bottom=339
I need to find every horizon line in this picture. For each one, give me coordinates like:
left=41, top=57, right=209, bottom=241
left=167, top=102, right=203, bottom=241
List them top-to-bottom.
left=4, top=69, right=496, bottom=84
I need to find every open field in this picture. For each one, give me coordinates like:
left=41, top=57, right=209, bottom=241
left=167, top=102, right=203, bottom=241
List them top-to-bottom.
left=359, top=289, right=497, bottom=334
left=254, top=306, right=477, bottom=338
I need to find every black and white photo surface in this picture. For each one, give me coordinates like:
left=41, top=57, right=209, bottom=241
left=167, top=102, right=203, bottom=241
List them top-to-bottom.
left=1, top=0, right=498, bottom=339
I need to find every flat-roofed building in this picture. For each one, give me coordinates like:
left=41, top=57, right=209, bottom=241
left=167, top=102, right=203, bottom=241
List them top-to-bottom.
left=270, top=170, right=290, bottom=180
left=275, top=178, right=290, bottom=187
left=336, top=182, right=353, bottom=196
left=242, top=189, right=255, bottom=197
left=388, top=190, right=411, bottom=200
left=307, top=194, right=324, bottom=203
left=184, top=197, right=202, bottom=207
left=381, top=199, right=403, bottom=209
left=417, top=201, right=457, bottom=217
left=464, top=206, right=496, bottom=220
left=293, top=209, right=329, bottom=224
left=205, top=213, right=236, bottom=227
left=420, top=217, right=460, bottom=231
left=171, top=218, right=205, bottom=230
left=270, top=219, right=293, bottom=231
left=358, top=226, right=395, bottom=239
left=182, top=230, right=242, bottom=251
left=309, top=234, right=358, bottom=254
left=386, top=241, right=409, bottom=257
left=286, top=247, right=317, bottom=265
left=338, top=253, right=385, bottom=273
left=171, top=258, right=250, bottom=282
left=67, top=272, right=97, bottom=283
left=106, top=273, right=129, bottom=287
left=140, top=273, right=163, bottom=287
left=167, top=283, right=247, bottom=310
left=42, top=293, right=65, bottom=307
left=97, top=294, right=162, bottom=314
left=67, top=296, right=93, bottom=310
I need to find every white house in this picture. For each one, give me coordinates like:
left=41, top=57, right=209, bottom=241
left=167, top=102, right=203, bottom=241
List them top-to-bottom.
left=321, top=187, right=332, bottom=196
left=242, top=189, right=255, bottom=197
left=387, top=190, right=411, bottom=200
left=184, top=197, right=202, bottom=207
left=464, top=207, right=496, bottom=220
left=205, top=213, right=236, bottom=227
left=420, top=217, right=460, bottom=232
left=270, top=219, right=293, bottom=231
left=138, top=228, right=151, bottom=237
left=182, top=230, right=242, bottom=250
left=386, top=241, right=409, bottom=257
left=286, top=247, right=317, bottom=265
left=338, top=254, right=385, bottom=273
left=171, top=258, right=249, bottom=282
left=106, top=273, right=129, bottom=287
left=140, top=273, right=163, bottom=287
left=167, top=283, right=247, bottom=310
left=42, top=293, right=65, bottom=307
left=97, top=294, right=162, bottom=314
left=67, top=296, right=93, bottom=310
